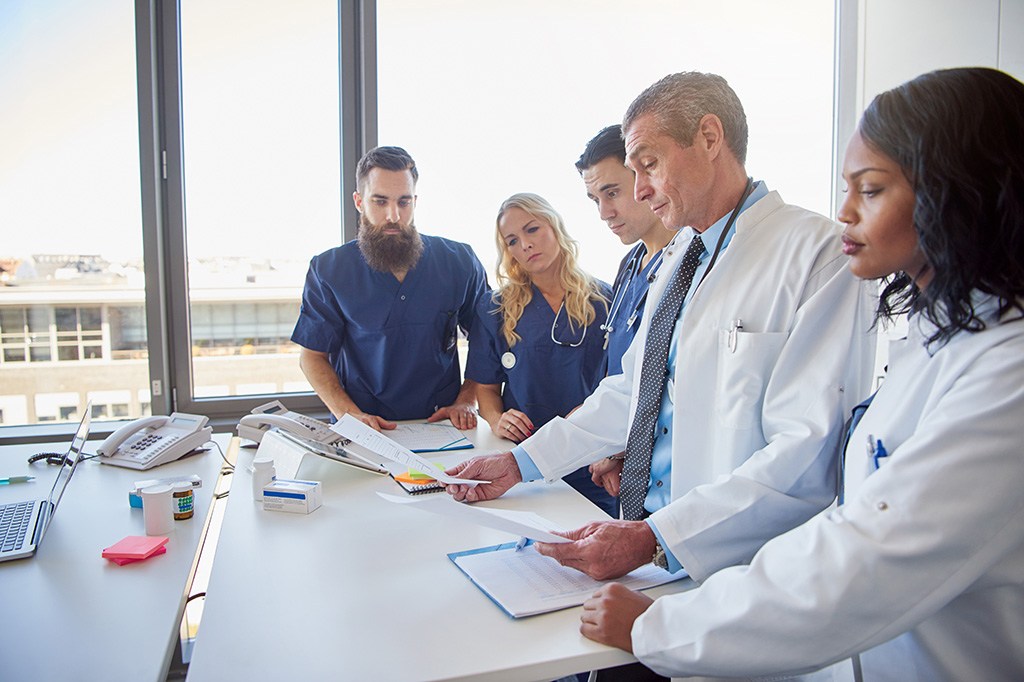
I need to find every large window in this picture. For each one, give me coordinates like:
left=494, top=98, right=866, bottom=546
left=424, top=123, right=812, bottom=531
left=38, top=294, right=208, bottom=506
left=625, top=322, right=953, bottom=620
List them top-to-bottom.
left=0, top=0, right=845, bottom=432
left=175, top=0, right=342, bottom=404
left=377, top=0, right=836, bottom=283
left=0, top=1, right=147, bottom=426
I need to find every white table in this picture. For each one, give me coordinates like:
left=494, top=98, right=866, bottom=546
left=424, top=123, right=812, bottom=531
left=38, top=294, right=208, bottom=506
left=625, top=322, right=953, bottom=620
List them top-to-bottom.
left=186, top=426, right=691, bottom=681
left=0, top=435, right=228, bottom=681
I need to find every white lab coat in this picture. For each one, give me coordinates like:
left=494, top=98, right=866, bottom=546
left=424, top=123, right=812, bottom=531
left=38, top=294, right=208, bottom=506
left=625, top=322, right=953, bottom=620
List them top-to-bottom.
left=523, top=190, right=877, bottom=580
left=632, top=295, right=1024, bottom=680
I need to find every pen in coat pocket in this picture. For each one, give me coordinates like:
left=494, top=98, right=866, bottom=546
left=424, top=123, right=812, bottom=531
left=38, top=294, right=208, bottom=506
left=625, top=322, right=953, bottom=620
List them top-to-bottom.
left=728, top=318, right=743, bottom=352
left=867, top=434, right=890, bottom=470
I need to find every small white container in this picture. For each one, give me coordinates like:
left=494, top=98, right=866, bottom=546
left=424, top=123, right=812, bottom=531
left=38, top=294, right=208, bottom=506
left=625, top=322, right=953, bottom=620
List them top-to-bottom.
left=251, top=457, right=276, bottom=501
left=141, top=484, right=175, bottom=536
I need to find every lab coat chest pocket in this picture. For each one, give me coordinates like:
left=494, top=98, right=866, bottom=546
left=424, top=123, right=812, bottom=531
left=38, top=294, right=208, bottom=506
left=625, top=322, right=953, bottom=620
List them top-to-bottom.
left=714, top=329, right=787, bottom=429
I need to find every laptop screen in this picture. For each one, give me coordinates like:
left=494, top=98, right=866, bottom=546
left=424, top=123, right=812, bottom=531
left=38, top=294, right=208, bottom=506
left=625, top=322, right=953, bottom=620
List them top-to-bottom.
left=45, top=408, right=91, bottom=520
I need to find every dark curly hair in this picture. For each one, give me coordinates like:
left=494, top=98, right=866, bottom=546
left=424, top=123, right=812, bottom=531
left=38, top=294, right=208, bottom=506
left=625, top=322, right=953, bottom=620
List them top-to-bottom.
left=859, top=67, right=1024, bottom=346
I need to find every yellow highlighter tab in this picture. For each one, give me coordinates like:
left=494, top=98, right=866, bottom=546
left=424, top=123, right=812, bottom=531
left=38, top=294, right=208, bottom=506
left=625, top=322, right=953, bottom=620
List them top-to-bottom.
left=394, top=461, right=445, bottom=484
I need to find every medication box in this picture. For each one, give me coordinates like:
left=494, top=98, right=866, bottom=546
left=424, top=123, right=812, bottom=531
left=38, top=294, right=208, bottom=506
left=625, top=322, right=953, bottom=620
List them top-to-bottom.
left=262, top=478, right=322, bottom=514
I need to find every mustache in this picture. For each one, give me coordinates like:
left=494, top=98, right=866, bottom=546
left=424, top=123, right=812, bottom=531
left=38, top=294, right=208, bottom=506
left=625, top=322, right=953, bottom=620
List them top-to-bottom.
left=372, top=221, right=410, bottom=233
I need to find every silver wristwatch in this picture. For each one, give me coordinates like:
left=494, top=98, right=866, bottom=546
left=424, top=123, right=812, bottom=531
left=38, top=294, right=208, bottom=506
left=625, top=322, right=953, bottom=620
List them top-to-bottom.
left=652, top=538, right=669, bottom=570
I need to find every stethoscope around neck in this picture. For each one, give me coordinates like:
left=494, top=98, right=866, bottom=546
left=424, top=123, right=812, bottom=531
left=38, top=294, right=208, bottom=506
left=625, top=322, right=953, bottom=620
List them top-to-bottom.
left=695, top=176, right=754, bottom=287
left=599, top=177, right=754, bottom=350
left=600, top=243, right=666, bottom=345
left=500, top=298, right=587, bottom=370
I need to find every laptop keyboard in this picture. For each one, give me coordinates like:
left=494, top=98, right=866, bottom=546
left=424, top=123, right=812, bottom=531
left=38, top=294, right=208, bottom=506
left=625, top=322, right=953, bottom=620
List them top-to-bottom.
left=1, top=500, right=34, bottom=552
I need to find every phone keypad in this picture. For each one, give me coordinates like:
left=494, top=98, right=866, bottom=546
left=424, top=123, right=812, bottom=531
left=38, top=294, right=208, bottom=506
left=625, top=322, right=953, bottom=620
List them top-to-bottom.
left=125, top=434, right=166, bottom=462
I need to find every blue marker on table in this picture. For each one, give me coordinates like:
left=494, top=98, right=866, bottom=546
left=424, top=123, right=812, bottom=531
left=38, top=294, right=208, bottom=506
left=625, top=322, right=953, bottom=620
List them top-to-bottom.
left=437, top=436, right=470, bottom=451
left=0, top=476, right=35, bottom=485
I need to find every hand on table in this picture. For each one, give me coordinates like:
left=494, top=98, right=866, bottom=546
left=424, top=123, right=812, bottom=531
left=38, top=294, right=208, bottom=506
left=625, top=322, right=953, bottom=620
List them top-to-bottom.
left=429, top=402, right=477, bottom=430
left=490, top=409, right=534, bottom=443
left=348, top=411, right=396, bottom=432
left=444, top=451, right=522, bottom=502
left=535, top=520, right=657, bottom=580
left=580, top=583, right=654, bottom=652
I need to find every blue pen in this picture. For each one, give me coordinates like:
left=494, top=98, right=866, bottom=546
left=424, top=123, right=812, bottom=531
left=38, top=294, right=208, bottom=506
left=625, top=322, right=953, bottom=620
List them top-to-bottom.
left=869, top=435, right=890, bottom=470
left=437, top=436, right=469, bottom=451
left=514, top=536, right=529, bottom=552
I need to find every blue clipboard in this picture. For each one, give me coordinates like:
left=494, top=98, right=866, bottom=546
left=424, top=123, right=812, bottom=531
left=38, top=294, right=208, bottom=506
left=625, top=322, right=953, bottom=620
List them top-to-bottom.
left=447, top=541, right=531, bottom=619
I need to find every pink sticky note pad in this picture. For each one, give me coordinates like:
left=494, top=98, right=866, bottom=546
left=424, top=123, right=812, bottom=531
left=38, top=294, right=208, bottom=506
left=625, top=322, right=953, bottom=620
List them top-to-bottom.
left=102, top=535, right=169, bottom=561
left=106, top=545, right=168, bottom=566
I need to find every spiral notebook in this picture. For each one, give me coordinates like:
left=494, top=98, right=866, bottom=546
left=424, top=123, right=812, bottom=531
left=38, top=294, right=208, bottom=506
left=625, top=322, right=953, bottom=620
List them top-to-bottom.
left=389, top=461, right=447, bottom=494
left=390, top=474, right=445, bottom=495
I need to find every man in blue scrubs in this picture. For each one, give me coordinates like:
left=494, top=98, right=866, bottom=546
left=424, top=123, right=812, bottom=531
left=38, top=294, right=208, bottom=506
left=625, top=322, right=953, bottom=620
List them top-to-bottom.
left=577, top=125, right=673, bottom=377
left=291, top=146, right=489, bottom=430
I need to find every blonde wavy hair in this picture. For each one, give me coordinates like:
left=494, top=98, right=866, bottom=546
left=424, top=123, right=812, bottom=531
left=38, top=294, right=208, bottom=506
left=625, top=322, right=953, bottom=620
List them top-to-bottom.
left=492, top=193, right=607, bottom=347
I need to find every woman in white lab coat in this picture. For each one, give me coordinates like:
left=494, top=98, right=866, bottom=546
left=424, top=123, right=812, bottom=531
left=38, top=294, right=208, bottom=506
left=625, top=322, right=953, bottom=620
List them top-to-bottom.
left=579, top=67, right=1024, bottom=680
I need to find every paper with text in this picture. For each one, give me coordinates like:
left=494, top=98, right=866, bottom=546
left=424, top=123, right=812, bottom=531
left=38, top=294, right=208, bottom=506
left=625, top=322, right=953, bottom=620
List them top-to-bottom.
left=332, top=415, right=487, bottom=486
left=388, top=423, right=474, bottom=453
left=377, top=492, right=571, bottom=543
left=450, top=544, right=684, bottom=618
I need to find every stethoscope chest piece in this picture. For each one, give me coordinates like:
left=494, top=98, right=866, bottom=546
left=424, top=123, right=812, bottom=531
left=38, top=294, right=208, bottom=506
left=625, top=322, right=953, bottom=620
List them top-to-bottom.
left=501, top=351, right=517, bottom=369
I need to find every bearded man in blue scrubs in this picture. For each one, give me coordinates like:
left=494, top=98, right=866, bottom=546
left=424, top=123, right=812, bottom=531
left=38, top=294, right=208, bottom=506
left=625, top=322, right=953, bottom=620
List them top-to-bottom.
left=291, top=146, right=489, bottom=430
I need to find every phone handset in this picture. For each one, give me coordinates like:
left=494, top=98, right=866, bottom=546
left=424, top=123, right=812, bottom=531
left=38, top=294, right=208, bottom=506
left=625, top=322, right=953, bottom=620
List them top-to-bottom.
left=237, top=400, right=342, bottom=445
left=98, top=412, right=212, bottom=471
left=98, top=416, right=170, bottom=456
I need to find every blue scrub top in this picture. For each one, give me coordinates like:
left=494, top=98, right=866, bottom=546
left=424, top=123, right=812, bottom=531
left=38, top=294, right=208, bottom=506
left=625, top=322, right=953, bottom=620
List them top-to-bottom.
left=291, top=234, right=489, bottom=421
left=604, top=243, right=662, bottom=376
left=466, top=282, right=611, bottom=429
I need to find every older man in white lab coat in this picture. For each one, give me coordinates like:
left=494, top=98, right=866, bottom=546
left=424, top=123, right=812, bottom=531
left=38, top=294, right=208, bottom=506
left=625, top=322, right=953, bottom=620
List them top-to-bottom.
left=447, top=72, right=875, bottom=589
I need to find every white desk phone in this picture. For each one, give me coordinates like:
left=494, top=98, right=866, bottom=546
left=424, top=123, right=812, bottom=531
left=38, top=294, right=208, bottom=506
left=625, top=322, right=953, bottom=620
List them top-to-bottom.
left=236, top=400, right=343, bottom=445
left=98, top=413, right=213, bottom=470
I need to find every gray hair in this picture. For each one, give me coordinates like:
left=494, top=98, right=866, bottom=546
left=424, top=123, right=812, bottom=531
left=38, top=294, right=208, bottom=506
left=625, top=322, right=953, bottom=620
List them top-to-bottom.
left=623, top=72, right=748, bottom=165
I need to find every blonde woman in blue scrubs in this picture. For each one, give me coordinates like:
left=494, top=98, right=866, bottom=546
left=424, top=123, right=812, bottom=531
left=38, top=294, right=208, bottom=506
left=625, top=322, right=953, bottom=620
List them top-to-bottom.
left=467, top=192, right=615, bottom=516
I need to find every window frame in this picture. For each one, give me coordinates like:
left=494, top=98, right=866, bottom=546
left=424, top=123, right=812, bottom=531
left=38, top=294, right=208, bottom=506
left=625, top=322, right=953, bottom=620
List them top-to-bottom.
left=141, top=0, right=379, bottom=422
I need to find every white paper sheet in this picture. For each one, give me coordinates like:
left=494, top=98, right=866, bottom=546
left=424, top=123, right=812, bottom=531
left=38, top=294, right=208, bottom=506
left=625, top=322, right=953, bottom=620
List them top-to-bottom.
left=332, top=415, right=487, bottom=486
left=387, top=423, right=473, bottom=453
left=376, top=492, right=571, bottom=543
left=450, top=544, right=684, bottom=618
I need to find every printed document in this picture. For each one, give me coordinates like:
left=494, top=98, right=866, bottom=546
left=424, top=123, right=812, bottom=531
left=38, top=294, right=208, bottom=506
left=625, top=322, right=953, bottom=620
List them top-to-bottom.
left=332, top=415, right=486, bottom=486
left=387, top=423, right=473, bottom=453
left=377, top=492, right=570, bottom=543
left=449, top=543, right=685, bottom=618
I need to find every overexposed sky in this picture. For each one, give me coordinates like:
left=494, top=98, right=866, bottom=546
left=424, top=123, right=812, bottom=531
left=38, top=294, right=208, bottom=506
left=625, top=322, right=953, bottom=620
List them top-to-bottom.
left=1, top=0, right=835, bottom=285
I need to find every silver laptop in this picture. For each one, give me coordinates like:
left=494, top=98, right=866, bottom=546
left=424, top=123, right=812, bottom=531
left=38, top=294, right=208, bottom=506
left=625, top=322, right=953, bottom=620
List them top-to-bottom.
left=0, top=408, right=91, bottom=563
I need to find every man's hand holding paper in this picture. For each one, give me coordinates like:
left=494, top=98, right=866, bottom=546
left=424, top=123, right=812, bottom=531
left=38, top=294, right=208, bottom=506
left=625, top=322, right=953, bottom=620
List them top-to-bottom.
left=444, top=452, right=522, bottom=501
left=535, top=520, right=658, bottom=581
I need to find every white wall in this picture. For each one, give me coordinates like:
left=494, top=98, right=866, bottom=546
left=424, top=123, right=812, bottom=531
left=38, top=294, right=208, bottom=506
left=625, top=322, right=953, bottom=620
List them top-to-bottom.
left=844, top=0, right=1024, bottom=382
left=858, top=0, right=1023, bottom=113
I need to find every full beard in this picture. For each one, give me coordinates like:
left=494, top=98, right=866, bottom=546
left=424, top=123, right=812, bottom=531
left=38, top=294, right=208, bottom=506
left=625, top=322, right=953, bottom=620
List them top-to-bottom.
left=357, top=216, right=424, bottom=273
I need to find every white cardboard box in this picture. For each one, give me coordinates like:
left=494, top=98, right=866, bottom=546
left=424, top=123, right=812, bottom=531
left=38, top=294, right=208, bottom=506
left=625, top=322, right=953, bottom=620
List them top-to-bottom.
left=262, top=478, right=322, bottom=514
